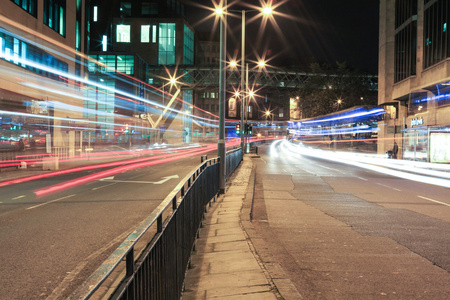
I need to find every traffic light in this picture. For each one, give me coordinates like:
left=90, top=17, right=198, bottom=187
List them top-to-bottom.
left=236, top=124, right=241, bottom=134
left=244, top=124, right=253, bottom=135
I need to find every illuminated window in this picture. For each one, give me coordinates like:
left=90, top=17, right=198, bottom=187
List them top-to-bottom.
left=11, top=0, right=37, bottom=17
left=43, top=0, right=66, bottom=37
left=76, top=0, right=82, bottom=51
left=93, top=6, right=98, bottom=22
left=159, top=23, right=176, bottom=65
left=117, top=25, right=131, bottom=43
left=141, top=25, right=150, bottom=43
left=152, top=25, right=157, bottom=43
left=184, top=25, right=194, bottom=65
left=0, top=30, right=68, bottom=81
left=102, top=35, right=107, bottom=51
left=88, top=54, right=134, bottom=75
left=116, top=55, right=134, bottom=74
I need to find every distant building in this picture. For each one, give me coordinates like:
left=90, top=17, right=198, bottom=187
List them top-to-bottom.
left=0, top=0, right=87, bottom=154
left=86, top=0, right=195, bottom=144
left=379, top=0, right=450, bottom=162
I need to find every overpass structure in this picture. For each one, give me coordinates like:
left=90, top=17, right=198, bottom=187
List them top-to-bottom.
left=148, top=66, right=378, bottom=92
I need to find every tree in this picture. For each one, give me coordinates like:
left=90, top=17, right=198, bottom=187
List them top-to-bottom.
left=291, top=62, right=377, bottom=119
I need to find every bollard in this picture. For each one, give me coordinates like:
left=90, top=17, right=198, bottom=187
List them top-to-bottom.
left=256, top=146, right=258, bottom=155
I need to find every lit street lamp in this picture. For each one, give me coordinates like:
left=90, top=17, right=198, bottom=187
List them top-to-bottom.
left=239, top=7, right=273, bottom=155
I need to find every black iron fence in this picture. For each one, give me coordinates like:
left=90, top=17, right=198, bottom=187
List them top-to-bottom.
left=70, top=148, right=242, bottom=300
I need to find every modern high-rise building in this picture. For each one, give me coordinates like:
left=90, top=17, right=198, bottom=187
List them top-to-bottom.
left=379, top=0, right=450, bottom=162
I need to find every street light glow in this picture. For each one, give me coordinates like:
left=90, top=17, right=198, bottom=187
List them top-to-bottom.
left=262, top=6, right=273, bottom=15
left=215, top=7, right=224, bottom=15
left=229, top=60, right=237, bottom=67
left=258, top=60, right=266, bottom=67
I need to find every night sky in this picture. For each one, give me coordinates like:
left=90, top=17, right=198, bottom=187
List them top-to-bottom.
left=183, top=0, right=380, bottom=74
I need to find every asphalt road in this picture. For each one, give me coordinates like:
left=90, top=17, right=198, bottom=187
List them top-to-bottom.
left=251, top=141, right=450, bottom=299
left=0, top=146, right=218, bottom=299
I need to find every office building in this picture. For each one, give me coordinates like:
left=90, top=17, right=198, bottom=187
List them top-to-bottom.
left=379, top=0, right=450, bottom=162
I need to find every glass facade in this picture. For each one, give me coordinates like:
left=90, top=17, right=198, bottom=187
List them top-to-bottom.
left=10, top=0, right=37, bottom=17
left=43, top=0, right=66, bottom=37
left=76, top=0, right=82, bottom=51
left=394, top=0, right=417, bottom=83
left=423, top=0, right=449, bottom=69
left=159, top=23, right=176, bottom=65
left=184, top=25, right=193, bottom=65
left=0, top=28, right=68, bottom=82
left=88, top=54, right=134, bottom=75
left=83, top=77, right=115, bottom=141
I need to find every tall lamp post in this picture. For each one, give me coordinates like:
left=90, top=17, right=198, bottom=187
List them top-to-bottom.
left=216, top=3, right=227, bottom=194
left=239, top=7, right=273, bottom=156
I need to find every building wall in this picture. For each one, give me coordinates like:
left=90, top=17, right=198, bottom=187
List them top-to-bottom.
left=0, top=0, right=86, bottom=151
left=378, top=0, right=450, bottom=161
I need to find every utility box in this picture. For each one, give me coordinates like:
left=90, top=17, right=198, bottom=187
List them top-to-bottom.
left=43, top=157, right=59, bottom=170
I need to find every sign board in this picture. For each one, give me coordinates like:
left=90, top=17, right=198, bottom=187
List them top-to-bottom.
left=411, top=117, right=424, bottom=127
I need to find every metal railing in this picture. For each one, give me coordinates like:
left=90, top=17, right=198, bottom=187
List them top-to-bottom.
left=70, top=148, right=242, bottom=300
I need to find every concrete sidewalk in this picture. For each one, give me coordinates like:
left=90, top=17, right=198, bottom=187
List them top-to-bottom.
left=182, top=156, right=301, bottom=299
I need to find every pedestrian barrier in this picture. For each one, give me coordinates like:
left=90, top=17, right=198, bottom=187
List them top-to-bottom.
left=70, top=148, right=243, bottom=299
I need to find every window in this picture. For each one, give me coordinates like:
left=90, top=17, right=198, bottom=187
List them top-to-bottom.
left=11, top=0, right=37, bottom=17
left=43, top=0, right=66, bottom=37
left=76, top=0, right=82, bottom=51
left=394, top=0, right=417, bottom=82
left=423, top=0, right=449, bottom=69
left=120, top=2, right=131, bottom=17
left=142, top=2, right=158, bottom=15
left=93, top=6, right=98, bottom=22
left=159, top=23, right=176, bottom=65
left=395, top=23, right=417, bottom=82
left=117, top=25, right=131, bottom=43
left=141, top=25, right=150, bottom=43
left=152, top=25, right=157, bottom=43
left=184, top=25, right=194, bottom=65
left=0, top=29, right=68, bottom=82
left=102, top=35, right=107, bottom=51
left=88, top=55, right=134, bottom=75
left=116, top=55, right=134, bottom=74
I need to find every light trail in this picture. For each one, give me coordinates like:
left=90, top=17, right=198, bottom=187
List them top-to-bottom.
left=282, top=140, right=450, bottom=188
left=33, top=144, right=218, bottom=198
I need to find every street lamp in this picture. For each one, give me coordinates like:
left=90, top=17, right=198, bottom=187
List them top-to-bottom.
left=216, top=1, right=227, bottom=194
left=239, top=7, right=273, bottom=156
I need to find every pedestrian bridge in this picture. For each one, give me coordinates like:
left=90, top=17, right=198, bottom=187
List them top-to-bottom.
left=148, top=66, right=378, bottom=92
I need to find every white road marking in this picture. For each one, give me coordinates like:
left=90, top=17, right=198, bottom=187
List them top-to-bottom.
left=316, top=164, right=346, bottom=174
left=98, top=175, right=179, bottom=185
left=357, top=177, right=368, bottom=181
left=92, top=183, right=116, bottom=191
left=376, top=183, right=402, bottom=191
left=27, top=194, right=76, bottom=210
left=12, top=195, right=26, bottom=200
left=418, top=195, right=450, bottom=207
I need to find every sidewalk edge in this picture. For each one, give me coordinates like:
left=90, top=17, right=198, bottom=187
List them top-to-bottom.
left=240, top=156, right=303, bottom=300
